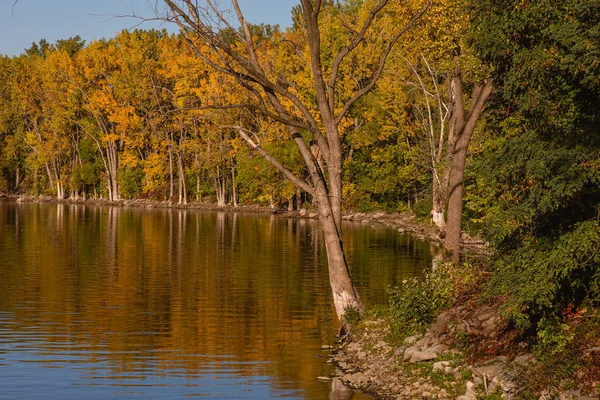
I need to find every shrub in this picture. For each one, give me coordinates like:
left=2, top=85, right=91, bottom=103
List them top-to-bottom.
left=486, top=220, right=600, bottom=331
left=388, top=260, right=488, bottom=341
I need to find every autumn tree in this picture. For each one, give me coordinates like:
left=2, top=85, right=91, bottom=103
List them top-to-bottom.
left=160, top=0, right=431, bottom=332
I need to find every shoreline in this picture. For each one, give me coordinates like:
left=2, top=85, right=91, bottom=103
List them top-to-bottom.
left=0, top=192, right=489, bottom=255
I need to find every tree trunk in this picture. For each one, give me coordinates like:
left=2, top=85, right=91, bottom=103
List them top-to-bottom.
left=445, top=80, right=493, bottom=262
left=168, top=133, right=174, bottom=201
left=106, top=141, right=119, bottom=201
left=177, top=151, right=187, bottom=205
left=15, top=165, right=20, bottom=191
left=231, top=165, right=238, bottom=208
left=215, top=168, right=226, bottom=207
left=431, top=168, right=446, bottom=229
left=296, top=187, right=302, bottom=211
left=316, top=191, right=363, bottom=335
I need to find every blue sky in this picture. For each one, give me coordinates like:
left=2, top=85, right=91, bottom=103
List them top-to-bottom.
left=1, top=1, right=299, bottom=56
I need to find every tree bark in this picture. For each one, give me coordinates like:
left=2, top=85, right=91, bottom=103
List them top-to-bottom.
left=445, top=79, right=493, bottom=262
left=316, top=188, right=363, bottom=335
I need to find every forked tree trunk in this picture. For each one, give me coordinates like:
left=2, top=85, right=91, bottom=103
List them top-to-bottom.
left=445, top=79, right=493, bottom=262
left=215, top=174, right=226, bottom=207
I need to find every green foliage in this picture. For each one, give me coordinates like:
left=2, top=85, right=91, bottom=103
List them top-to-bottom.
left=468, top=0, right=600, bottom=342
left=345, top=137, right=426, bottom=212
left=118, top=166, right=144, bottom=200
left=412, top=193, right=432, bottom=220
left=486, top=221, right=600, bottom=330
left=389, top=260, right=488, bottom=340
left=388, top=276, right=444, bottom=339
left=343, top=306, right=363, bottom=329
left=514, top=310, right=600, bottom=396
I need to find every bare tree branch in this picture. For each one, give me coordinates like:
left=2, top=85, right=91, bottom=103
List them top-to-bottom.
left=328, top=0, right=388, bottom=112
left=335, top=0, right=432, bottom=124
left=231, top=126, right=314, bottom=194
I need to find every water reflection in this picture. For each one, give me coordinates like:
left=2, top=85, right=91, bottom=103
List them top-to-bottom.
left=0, top=202, right=432, bottom=399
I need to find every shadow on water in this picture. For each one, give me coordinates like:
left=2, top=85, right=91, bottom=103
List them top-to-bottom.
left=0, top=202, right=432, bottom=399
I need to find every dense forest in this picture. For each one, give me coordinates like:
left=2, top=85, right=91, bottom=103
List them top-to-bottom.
left=1, top=0, right=600, bottom=386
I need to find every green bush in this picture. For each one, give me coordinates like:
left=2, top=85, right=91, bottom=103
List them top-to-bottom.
left=413, top=194, right=433, bottom=220
left=486, top=220, right=600, bottom=331
left=388, top=261, right=488, bottom=341
left=388, top=276, right=444, bottom=339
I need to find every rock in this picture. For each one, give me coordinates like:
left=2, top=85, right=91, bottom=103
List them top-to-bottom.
left=299, top=208, right=307, bottom=216
left=308, top=212, right=318, bottom=218
left=372, top=212, right=385, bottom=219
left=342, top=214, right=353, bottom=220
left=361, top=219, right=369, bottom=224
left=398, top=228, right=406, bottom=233
left=436, top=333, right=449, bottom=343
left=403, top=335, right=421, bottom=346
left=415, top=336, right=434, bottom=349
left=346, top=342, right=361, bottom=352
left=428, top=344, right=448, bottom=353
left=321, top=345, right=333, bottom=350
left=403, top=345, right=419, bottom=361
left=393, top=346, right=407, bottom=357
left=586, top=346, right=600, bottom=354
left=444, top=348, right=463, bottom=356
left=410, top=350, right=438, bottom=363
left=356, top=351, right=367, bottom=360
left=513, top=354, right=535, bottom=365
left=433, top=361, right=451, bottom=373
left=473, top=361, right=504, bottom=380
left=344, top=371, right=368, bottom=384
left=317, top=376, right=331, bottom=382
left=485, top=377, right=500, bottom=396
left=457, top=381, right=477, bottom=400
left=559, top=389, right=598, bottom=400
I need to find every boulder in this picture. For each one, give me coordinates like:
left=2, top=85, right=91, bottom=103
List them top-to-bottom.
left=410, top=350, right=438, bottom=363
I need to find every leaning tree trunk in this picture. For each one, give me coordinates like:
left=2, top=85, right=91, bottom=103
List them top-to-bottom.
left=316, top=187, right=363, bottom=335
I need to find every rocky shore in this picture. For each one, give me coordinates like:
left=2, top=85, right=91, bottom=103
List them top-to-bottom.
left=324, top=306, right=599, bottom=400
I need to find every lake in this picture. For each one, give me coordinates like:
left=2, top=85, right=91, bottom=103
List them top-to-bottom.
left=0, top=202, right=433, bottom=399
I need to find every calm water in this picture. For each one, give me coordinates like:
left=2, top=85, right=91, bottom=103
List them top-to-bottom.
left=0, top=202, right=433, bottom=399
